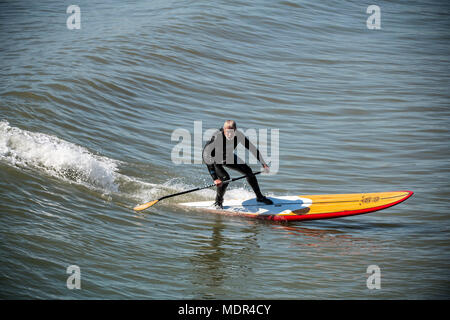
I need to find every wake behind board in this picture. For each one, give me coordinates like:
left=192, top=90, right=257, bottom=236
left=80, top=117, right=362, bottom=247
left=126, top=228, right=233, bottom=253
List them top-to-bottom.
left=179, top=191, right=414, bottom=222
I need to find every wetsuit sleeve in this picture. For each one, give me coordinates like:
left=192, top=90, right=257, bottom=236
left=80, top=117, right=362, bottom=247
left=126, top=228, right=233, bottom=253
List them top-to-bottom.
left=202, top=130, right=219, bottom=180
left=238, top=131, right=266, bottom=166
left=206, top=163, right=218, bottom=180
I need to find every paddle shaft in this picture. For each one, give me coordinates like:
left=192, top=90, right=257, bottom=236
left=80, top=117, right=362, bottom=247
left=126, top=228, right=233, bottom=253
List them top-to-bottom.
left=157, top=171, right=262, bottom=202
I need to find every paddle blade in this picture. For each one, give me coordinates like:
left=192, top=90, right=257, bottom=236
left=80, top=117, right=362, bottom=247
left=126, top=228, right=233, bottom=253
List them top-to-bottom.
left=133, top=200, right=159, bottom=211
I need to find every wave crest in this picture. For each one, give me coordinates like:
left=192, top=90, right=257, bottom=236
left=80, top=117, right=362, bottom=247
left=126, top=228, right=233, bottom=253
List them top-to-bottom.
left=0, top=120, right=119, bottom=192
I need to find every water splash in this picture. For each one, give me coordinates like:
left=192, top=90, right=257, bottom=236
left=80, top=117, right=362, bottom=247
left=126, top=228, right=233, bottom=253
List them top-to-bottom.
left=0, top=120, right=119, bottom=192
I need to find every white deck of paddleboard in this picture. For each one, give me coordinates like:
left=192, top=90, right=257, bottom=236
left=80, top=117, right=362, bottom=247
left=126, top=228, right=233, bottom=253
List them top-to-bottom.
left=180, top=196, right=312, bottom=216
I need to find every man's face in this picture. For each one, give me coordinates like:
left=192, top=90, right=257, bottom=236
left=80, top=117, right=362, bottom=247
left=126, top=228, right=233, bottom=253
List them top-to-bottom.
left=224, top=127, right=236, bottom=140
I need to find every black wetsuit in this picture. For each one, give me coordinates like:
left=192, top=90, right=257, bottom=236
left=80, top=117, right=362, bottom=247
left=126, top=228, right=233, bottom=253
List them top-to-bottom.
left=202, top=128, right=267, bottom=204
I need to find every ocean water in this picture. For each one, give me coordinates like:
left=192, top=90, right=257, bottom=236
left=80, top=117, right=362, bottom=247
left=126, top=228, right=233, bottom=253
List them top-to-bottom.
left=1, top=0, right=449, bottom=299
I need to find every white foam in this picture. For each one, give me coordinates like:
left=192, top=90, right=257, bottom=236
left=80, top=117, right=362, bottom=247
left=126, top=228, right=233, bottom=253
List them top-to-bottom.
left=0, top=120, right=119, bottom=192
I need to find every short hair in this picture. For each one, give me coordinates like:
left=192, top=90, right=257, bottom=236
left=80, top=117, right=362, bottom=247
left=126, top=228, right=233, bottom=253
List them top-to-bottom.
left=223, top=120, right=236, bottom=129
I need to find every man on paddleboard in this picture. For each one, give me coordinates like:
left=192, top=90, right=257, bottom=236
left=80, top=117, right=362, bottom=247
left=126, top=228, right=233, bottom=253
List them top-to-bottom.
left=202, top=120, right=273, bottom=209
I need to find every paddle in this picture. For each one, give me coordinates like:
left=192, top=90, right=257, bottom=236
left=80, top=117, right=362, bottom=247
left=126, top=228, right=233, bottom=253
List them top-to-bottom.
left=133, top=171, right=262, bottom=211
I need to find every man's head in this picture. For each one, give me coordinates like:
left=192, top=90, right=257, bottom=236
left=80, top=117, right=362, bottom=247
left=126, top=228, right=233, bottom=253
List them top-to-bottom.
left=223, top=120, right=236, bottom=140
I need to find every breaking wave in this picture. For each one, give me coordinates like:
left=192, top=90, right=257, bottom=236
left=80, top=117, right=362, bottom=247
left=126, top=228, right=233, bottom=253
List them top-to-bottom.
left=0, top=120, right=120, bottom=192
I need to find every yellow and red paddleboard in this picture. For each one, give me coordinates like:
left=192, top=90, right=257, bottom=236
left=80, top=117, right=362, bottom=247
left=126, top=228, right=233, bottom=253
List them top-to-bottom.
left=179, top=191, right=413, bottom=222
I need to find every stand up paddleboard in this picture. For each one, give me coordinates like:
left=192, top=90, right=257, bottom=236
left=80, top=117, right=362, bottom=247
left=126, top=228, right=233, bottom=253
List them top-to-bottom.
left=179, top=191, right=413, bottom=222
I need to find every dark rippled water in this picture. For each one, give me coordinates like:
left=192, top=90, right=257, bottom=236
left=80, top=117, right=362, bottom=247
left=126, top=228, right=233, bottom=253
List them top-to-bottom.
left=1, top=0, right=449, bottom=299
